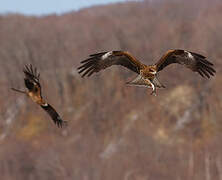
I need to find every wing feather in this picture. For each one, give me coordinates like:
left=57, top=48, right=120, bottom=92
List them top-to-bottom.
left=155, top=49, right=216, bottom=78
left=78, top=51, right=146, bottom=77
left=23, top=64, right=41, bottom=92
left=41, top=104, right=67, bottom=128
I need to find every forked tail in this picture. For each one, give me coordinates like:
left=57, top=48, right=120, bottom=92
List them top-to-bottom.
left=126, top=75, right=166, bottom=89
left=126, top=75, right=151, bottom=88
left=152, top=76, right=166, bottom=88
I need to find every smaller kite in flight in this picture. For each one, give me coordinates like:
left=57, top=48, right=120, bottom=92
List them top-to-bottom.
left=12, top=64, right=67, bottom=128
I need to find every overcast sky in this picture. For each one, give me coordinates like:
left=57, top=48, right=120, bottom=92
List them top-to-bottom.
left=0, top=0, right=127, bottom=15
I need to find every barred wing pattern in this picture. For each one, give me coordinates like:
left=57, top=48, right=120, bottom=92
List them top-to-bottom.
left=155, top=49, right=216, bottom=78
left=78, top=51, right=146, bottom=77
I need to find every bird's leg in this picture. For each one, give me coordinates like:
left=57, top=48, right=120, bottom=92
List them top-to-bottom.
left=150, top=83, right=157, bottom=96
left=11, top=88, right=26, bottom=94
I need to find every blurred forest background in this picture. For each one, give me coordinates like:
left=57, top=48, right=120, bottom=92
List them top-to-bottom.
left=0, top=0, right=222, bottom=179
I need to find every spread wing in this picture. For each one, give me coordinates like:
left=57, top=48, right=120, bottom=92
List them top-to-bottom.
left=155, top=49, right=216, bottom=78
left=78, top=51, right=146, bottom=77
left=23, top=64, right=42, bottom=95
left=41, top=104, right=67, bottom=128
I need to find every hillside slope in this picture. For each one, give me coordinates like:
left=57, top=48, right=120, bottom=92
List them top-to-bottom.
left=0, top=0, right=222, bottom=179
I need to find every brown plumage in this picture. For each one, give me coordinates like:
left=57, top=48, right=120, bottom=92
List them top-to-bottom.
left=78, top=49, right=216, bottom=95
left=11, top=64, right=67, bottom=128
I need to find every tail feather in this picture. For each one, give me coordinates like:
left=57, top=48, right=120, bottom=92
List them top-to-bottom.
left=126, top=75, right=166, bottom=89
left=126, top=75, right=150, bottom=87
left=152, top=76, right=166, bottom=88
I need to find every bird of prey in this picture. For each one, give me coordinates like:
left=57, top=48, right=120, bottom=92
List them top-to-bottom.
left=78, top=49, right=216, bottom=95
left=11, top=64, right=67, bottom=128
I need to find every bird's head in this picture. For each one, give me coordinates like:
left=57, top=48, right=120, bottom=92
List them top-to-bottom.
left=149, top=66, right=157, bottom=75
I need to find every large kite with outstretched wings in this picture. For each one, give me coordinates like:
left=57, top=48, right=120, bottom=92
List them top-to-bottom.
left=78, top=49, right=216, bottom=95
left=12, top=64, right=67, bottom=128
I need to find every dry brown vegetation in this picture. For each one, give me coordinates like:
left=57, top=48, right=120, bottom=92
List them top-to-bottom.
left=0, top=0, right=222, bottom=179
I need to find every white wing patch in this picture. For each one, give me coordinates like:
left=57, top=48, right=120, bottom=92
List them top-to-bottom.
left=102, top=51, right=113, bottom=60
left=185, top=51, right=194, bottom=59
left=42, top=103, right=48, bottom=107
